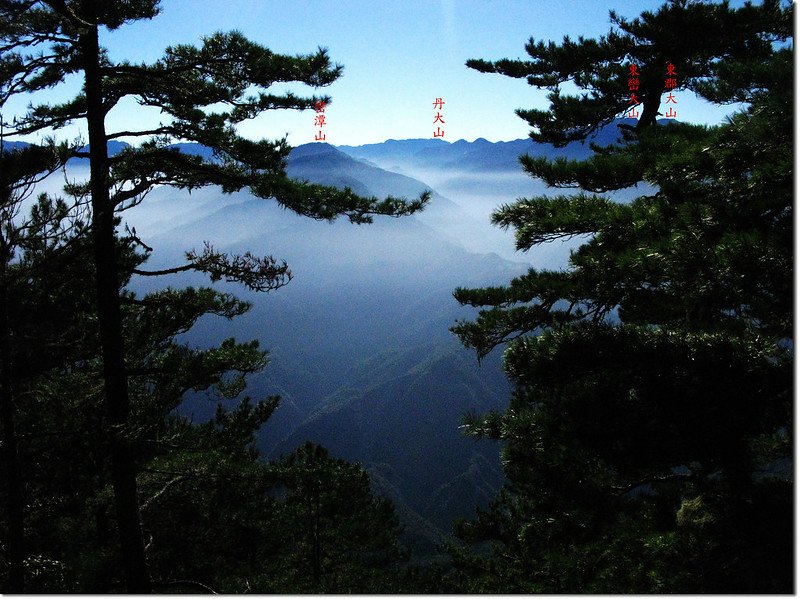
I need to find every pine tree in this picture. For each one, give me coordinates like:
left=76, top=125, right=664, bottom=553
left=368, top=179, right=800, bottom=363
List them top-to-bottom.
left=450, top=0, right=792, bottom=592
left=1, top=1, right=426, bottom=591
left=0, top=139, right=84, bottom=592
left=0, top=214, right=272, bottom=591
left=2, top=221, right=411, bottom=592
left=141, top=440, right=408, bottom=593
left=266, top=442, right=406, bottom=593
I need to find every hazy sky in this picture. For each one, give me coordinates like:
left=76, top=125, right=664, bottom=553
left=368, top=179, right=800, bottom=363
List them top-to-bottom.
left=7, top=0, right=742, bottom=147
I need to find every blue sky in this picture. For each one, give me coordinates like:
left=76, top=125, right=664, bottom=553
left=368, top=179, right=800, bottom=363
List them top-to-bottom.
left=8, top=0, right=741, bottom=147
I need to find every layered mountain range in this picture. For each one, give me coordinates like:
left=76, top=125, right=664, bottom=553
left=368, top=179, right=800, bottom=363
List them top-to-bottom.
left=16, top=120, right=643, bottom=554
left=125, top=142, right=529, bottom=553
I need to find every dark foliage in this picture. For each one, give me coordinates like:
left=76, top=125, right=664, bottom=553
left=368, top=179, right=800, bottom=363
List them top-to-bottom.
left=0, top=0, right=425, bottom=592
left=450, top=0, right=793, bottom=593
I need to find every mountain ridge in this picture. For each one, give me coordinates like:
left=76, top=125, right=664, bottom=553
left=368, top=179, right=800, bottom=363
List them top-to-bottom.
left=14, top=128, right=636, bottom=556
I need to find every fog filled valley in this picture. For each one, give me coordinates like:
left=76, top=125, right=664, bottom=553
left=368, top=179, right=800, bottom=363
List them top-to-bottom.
left=17, top=121, right=660, bottom=557
left=100, top=135, right=582, bottom=554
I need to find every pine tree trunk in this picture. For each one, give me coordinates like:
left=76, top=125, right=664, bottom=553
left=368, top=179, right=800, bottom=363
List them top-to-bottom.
left=80, top=19, right=150, bottom=594
left=637, top=91, right=661, bottom=130
left=0, top=267, right=25, bottom=593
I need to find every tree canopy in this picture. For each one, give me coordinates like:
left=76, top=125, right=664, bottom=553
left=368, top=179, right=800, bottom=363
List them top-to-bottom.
left=1, top=0, right=426, bottom=592
left=450, top=0, right=793, bottom=592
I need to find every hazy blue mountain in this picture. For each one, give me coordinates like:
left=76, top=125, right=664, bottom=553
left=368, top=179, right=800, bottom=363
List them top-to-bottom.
left=337, top=118, right=661, bottom=265
left=338, top=118, right=641, bottom=175
left=26, top=129, right=652, bottom=555
left=339, top=136, right=538, bottom=174
left=1, top=140, right=33, bottom=152
left=286, top=142, right=462, bottom=218
left=288, top=142, right=424, bottom=197
left=118, top=144, right=531, bottom=554
left=273, top=340, right=509, bottom=539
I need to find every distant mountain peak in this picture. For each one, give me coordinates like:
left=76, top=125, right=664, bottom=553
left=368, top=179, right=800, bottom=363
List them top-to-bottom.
left=292, top=141, right=335, bottom=151
left=289, top=142, right=342, bottom=158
